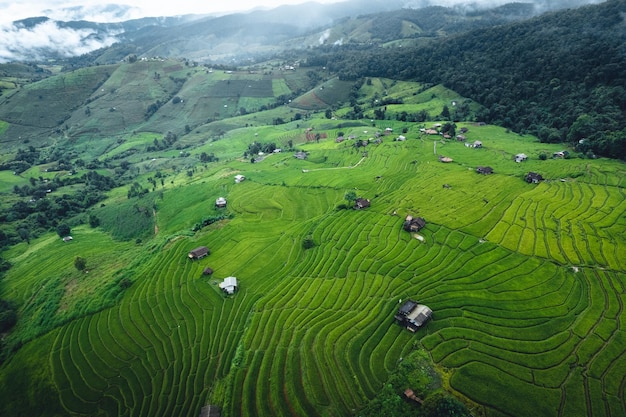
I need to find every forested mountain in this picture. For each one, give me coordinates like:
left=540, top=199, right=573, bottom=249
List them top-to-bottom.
left=314, top=0, right=626, bottom=158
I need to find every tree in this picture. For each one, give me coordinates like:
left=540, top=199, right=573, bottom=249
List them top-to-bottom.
left=441, top=105, right=450, bottom=120
left=325, top=109, right=332, bottom=119
left=344, top=190, right=357, bottom=206
left=88, top=214, right=100, bottom=228
left=56, top=224, right=71, bottom=238
left=17, top=228, right=30, bottom=244
left=302, top=236, right=316, bottom=249
left=74, top=256, right=87, bottom=271
left=0, top=300, right=17, bottom=333
left=422, top=392, right=471, bottom=417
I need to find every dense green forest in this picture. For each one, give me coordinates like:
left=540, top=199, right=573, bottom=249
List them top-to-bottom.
left=306, top=0, right=626, bottom=159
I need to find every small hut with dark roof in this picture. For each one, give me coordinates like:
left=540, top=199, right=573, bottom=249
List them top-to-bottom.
left=403, top=215, right=426, bottom=232
left=188, top=246, right=209, bottom=260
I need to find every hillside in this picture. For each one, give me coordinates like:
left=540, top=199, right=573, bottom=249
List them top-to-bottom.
left=320, top=0, right=626, bottom=159
left=0, top=1, right=626, bottom=417
left=0, top=59, right=625, bottom=417
left=1, top=108, right=625, bottom=417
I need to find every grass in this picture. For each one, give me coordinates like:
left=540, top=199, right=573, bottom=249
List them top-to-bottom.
left=1, top=66, right=626, bottom=417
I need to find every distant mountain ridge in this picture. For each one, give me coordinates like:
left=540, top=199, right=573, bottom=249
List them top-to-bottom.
left=0, top=0, right=599, bottom=64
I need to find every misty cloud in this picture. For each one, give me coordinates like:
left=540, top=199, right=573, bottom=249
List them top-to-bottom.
left=402, top=0, right=606, bottom=13
left=0, top=19, right=121, bottom=62
left=319, top=29, right=331, bottom=44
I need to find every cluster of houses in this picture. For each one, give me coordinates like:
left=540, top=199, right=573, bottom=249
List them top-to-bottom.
left=188, top=246, right=239, bottom=295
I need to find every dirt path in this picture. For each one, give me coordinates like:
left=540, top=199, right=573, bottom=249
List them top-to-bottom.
left=302, top=157, right=366, bottom=172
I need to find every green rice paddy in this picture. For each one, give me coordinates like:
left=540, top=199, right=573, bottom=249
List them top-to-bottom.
left=1, top=122, right=625, bottom=417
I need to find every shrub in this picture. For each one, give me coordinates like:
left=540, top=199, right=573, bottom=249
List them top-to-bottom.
left=303, top=236, right=316, bottom=249
left=74, top=257, right=87, bottom=271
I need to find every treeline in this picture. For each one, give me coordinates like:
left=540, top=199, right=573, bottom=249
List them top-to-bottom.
left=313, top=0, right=626, bottom=159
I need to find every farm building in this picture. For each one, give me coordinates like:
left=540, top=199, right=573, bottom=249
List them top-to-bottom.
left=456, top=134, right=466, bottom=141
left=395, top=135, right=406, bottom=141
left=473, top=140, right=483, bottom=148
left=553, top=150, right=569, bottom=158
left=294, top=151, right=308, bottom=160
left=514, top=153, right=528, bottom=163
left=438, top=156, right=453, bottom=163
left=476, top=166, right=494, bottom=175
left=525, top=172, right=544, bottom=183
left=234, top=174, right=245, bottom=183
left=215, top=197, right=227, bottom=208
left=354, top=198, right=371, bottom=209
left=403, top=215, right=426, bottom=232
left=62, top=236, right=73, bottom=242
left=188, top=246, right=210, bottom=260
left=219, top=277, right=238, bottom=294
left=394, top=300, right=432, bottom=332
left=403, top=389, right=424, bottom=405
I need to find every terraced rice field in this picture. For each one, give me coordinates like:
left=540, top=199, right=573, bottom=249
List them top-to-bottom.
left=1, top=127, right=625, bottom=417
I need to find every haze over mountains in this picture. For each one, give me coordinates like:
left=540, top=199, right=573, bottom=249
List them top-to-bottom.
left=0, top=0, right=607, bottom=63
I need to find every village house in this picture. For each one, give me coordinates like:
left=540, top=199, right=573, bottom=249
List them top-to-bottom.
left=456, top=134, right=466, bottom=141
left=473, top=140, right=483, bottom=148
left=553, top=150, right=569, bottom=158
left=294, top=151, right=308, bottom=160
left=514, top=153, right=528, bottom=163
left=438, top=156, right=453, bottom=163
left=476, top=166, right=494, bottom=175
left=525, top=172, right=544, bottom=183
left=234, top=174, right=245, bottom=183
left=215, top=197, right=227, bottom=208
left=354, top=198, right=371, bottom=209
left=403, top=215, right=426, bottom=232
left=188, top=246, right=209, bottom=260
left=219, top=277, right=238, bottom=294
left=394, top=299, right=433, bottom=332
left=403, top=389, right=424, bottom=405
